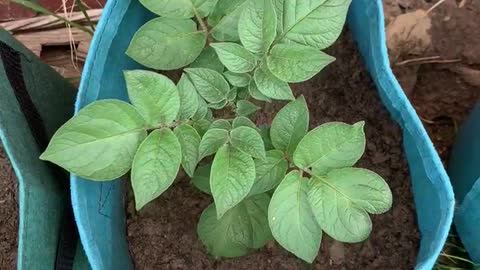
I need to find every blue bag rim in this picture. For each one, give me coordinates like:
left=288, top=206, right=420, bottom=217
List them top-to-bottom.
left=71, top=0, right=125, bottom=269
left=347, top=1, right=454, bottom=268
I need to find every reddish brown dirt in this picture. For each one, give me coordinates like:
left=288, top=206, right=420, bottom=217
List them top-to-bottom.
left=385, top=0, right=480, bottom=163
left=126, top=30, right=420, bottom=270
left=0, top=144, right=18, bottom=269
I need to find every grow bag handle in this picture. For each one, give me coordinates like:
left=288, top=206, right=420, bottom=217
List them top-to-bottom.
left=0, top=40, right=79, bottom=270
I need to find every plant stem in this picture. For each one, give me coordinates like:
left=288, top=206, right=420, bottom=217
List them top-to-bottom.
left=75, top=0, right=96, bottom=32
left=193, top=7, right=213, bottom=44
left=195, top=12, right=208, bottom=33
left=303, top=168, right=314, bottom=176
left=440, top=253, right=476, bottom=265
left=435, top=265, right=469, bottom=270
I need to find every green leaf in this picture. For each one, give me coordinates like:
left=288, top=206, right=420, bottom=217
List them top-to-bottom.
left=139, top=0, right=217, bottom=18
left=208, top=0, right=247, bottom=26
left=238, top=0, right=277, bottom=54
left=274, top=0, right=352, bottom=49
left=211, top=1, right=248, bottom=41
left=127, top=18, right=206, bottom=70
left=211, top=42, right=257, bottom=73
left=267, top=44, right=335, bottom=83
left=190, top=46, right=225, bottom=73
left=254, top=62, right=294, bottom=100
left=185, top=68, right=230, bottom=103
left=124, top=70, right=180, bottom=126
left=224, top=71, right=251, bottom=87
left=177, top=74, right=199, bottom=121
left=248, top=80, right=271, bottom=102
left=227, top=87, right=238, bottom=101
left=237, top=87, right=249, bottom=100
left=192, top=95, right=209, bottom=121
left=270, top=96, right=309, bottom=156
left=208, top=99, right=228, bottom=109
left=40, top=100, right=147, bottom=180
left=235, top=100, right=260, bottom=117
left=232, top=116, right=257, bottom=130
left=191, top=118, right=212, bottom=136
left=210, top=119, right=232, bottom=130
left=293, top=121, right=366, bottom=174
left=174, top=124, right=201, bottom=177
left=259, top=125, right=274, bottom=150
left=230, top=126, right=266, bottom=159
left=131, top=128, right=181, bottom=210
left=199, top=128, right=229, bottom=158
left=211, top=145, right=256, bottom=218
left=249, top=150, right=288, bottom=196
left=191, top=164, right=211, bottom=194
left=308, top=168, right=392, bottom=243
left=268, top=170, right=321, bottom=263
left=197, top=193, right=271, bottom=257
left=243, top=194, right=274, bottom=248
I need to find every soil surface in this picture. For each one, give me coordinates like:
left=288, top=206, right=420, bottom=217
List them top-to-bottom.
left=384, top=0, right=480, bottom=163
left=126, top=30, right=420, bottom=270
left=0, top=144, right=18, bottom=269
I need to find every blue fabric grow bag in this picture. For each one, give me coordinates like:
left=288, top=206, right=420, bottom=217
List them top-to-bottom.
left=72, top=0, right=455, bottom=269
left=0, top=29, right=90, bottom=270
left=448, top=103, right=480, bottom=263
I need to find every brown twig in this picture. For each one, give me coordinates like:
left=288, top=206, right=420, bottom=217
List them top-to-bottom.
left=427, top=0, right=448, bottom=15
left=0, top=9, right=102, bottom=32
left=395, top=56, right=461, bottom=66
left=419, top=116, right=437, bottom=124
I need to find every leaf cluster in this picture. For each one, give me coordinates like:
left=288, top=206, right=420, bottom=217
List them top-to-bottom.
left=40, top=0, right=393, bottom=263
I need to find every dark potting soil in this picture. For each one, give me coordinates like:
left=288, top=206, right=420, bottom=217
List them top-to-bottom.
left=126, top=30, right=420, bottom=269
left=0, top=144, right=18, bottom=269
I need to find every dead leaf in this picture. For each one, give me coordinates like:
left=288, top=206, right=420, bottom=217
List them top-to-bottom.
left=386, top=10, right=432, bottom=63
left=449, top=65, right=480, bottom=88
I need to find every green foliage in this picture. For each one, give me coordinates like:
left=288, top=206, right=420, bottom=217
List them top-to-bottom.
left=41, top=0, right=393, bottom=264
left=139, top=0, right=217, bottom=18
left=238, top=0, right=277, bottom=54
left=274, top=0, right=352, bottom=49
left=126, top=18, right=206, bottom=70
left=211, top=43, right=257, bottom=73
left=267, top=44, right=335, bottom=82
left=190, top=47, right=225, bottom=73
left=254, top=62, right=294, bottom=100
left=185, top=68, right=230, bottom=103
left=124, top=70, right=180, bottom=126
left=223, top=71, right=251, bottom=87
left=177, top=74, right=200, bottom=121
left=270, top=96, right=309, bottom=156
left=40, top=100, right=147, bottom=180
left=235, top=100, right=259, bottom=117
left=210, top=119, right=231, bottom=130
left=293, top=121, right=366, bottom=174
left=174, top=124, right=201, bottom=177
left=230, top=126, right=266, bottom=159
left=199, top=128, right=229, bottom=158
left=131, top=129, right=181, bottom=210
left=210, top=145, right=255, bottom=218
left=249, top=150, right=288, bottom=196
left=191, top=164, right=212, bottom=194
left=308, top=168, right=392, bottom=243
left=269, top=170, right=321, bottom=263
left=197, top=193, right=271, bottom=257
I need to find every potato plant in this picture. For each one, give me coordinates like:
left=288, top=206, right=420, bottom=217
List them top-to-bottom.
left=40, top=0, right=393, bottom=263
